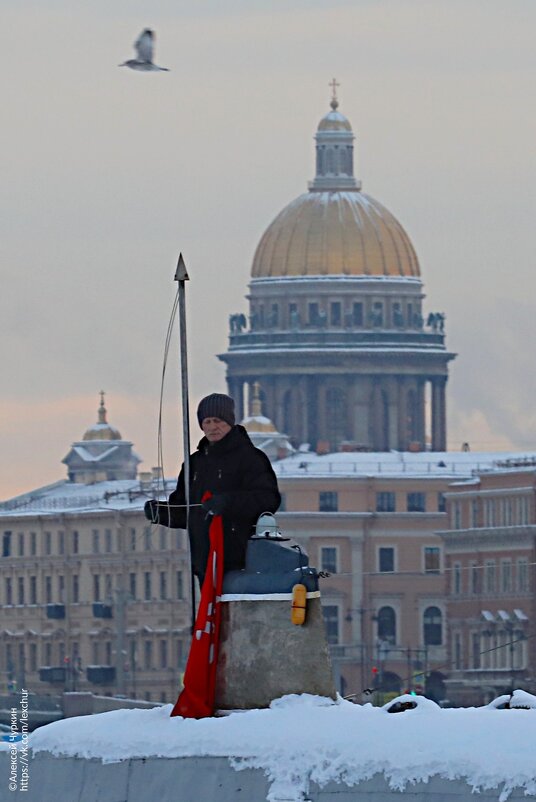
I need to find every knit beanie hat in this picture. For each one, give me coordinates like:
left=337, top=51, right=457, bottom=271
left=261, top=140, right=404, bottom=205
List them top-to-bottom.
left=197, top=393, right=235, bottom=428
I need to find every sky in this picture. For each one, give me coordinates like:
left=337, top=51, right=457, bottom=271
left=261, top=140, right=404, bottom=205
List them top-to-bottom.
left=1, top=0, right=535, bottom=498
left=8, top=692, right=536, bottom=801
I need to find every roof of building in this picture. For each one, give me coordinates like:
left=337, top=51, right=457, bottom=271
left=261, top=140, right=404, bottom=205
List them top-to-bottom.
left=2, top=451, right=535, bottom=517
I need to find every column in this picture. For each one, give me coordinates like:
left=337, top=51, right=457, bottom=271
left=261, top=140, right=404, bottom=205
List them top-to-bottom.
left=227, top=376, right=245, bottom=422
left=431, top=376, right=447, bottom=451
left=397, top=377, right=408, bottom=451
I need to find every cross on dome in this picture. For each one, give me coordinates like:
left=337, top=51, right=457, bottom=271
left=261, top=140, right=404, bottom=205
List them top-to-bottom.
left=329, top=77, right=340, bottom=110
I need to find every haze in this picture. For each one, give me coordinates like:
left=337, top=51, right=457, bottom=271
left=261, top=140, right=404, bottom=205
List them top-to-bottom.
left=1, top=0, right=535, bottom=498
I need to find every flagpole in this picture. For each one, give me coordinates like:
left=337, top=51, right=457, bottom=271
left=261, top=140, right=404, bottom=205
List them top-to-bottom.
left=174, top=253, right=195, bottom=633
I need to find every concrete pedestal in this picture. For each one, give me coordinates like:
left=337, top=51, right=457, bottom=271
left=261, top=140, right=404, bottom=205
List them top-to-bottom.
left=215, top=595, right=337, bottom=710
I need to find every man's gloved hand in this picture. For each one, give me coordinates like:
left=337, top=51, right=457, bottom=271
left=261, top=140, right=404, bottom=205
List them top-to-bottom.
left=201, top=493, right=229, bottom=517
left=144, top=500, right=159, bottom=523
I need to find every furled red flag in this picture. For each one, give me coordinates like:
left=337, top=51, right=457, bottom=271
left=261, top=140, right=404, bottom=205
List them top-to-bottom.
left=170, top=506, right=224, bottom=718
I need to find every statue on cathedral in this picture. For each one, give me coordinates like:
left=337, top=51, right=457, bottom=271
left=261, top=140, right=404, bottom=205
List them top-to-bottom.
left=426, top=312, right=445, bottom=333
left=229, top=313, right=247, bottom=334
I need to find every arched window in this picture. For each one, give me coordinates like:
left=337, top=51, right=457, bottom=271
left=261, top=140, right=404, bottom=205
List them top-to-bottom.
left=377, top=606, right=396, bottom=644
left=423, top=606, right=442, bottom=646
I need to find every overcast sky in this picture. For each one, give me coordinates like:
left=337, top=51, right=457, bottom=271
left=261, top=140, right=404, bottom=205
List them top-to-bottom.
left=1, top=0, right=535, bottom=498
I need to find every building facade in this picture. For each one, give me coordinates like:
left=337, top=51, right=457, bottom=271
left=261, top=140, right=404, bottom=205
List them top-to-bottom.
left=220, top=91, right=455, bottom=452
left=439, top=462, right=536, bottom=705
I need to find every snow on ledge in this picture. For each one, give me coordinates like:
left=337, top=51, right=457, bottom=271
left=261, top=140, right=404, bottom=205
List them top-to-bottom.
left=5, top=692, right=536, bottom=801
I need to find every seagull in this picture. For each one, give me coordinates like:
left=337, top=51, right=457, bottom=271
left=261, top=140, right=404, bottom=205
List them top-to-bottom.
left=119, top=29, right=169, bottom=72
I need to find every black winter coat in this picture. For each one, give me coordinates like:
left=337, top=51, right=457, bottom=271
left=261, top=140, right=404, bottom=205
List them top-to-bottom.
left=151, top=425, right=280, bottom=579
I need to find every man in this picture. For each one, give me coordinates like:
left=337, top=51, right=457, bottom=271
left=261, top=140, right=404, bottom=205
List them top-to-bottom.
left=144, top=393, right=281, bottom=583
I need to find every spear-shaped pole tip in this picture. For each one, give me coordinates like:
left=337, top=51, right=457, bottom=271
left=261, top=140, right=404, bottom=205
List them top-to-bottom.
left=174, top=253, right=189, bottom=282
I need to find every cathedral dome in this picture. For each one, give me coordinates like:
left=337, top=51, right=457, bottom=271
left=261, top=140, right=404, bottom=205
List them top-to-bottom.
left=251, top=90, right=420, bottom=280
left=251, top=191, right=420, bottom=279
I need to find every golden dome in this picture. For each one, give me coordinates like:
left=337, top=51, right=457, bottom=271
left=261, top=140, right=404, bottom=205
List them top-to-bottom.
left=251, top=190, right=420, bottom=279
left=82, top=392, right=122, bottom=442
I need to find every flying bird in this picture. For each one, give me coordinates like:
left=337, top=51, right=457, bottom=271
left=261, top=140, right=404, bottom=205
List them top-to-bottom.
left=119, top=29, right=169, bottom=72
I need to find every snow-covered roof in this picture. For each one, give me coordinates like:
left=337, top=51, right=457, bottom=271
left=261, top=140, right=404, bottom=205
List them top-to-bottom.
left=273, top=450, right=536, bottom=480
left=0, top=478, right=174, bottom=517
left=9, top=692, right=536, bottom=801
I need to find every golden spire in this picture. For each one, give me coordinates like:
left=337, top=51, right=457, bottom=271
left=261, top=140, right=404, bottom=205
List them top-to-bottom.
left=329, top=77, right=340, bottom=110
left=98, top=390, right=107, bottom=424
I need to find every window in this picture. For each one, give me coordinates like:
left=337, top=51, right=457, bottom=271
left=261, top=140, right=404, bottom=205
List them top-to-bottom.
left=308, top=302, right=319, bottom=326
left=330, top=302, right=341, bottom=326
left=352, top=302, right=363, bottom=326
left=270, top=303, right=279, bottom=327
left=319, top=491, right=338, bottom=512
left=376, top=492, right=395, bottom=512
left=407, top=492, right=426, bottom=512
left=437, top=493, right=446, bottom=513
left=517, top=496, right=529, bottom=525
left=470, top=499, right=479, bottom=528
left=484, top=499, right=496, bottom=527
left=452, top=501, right=462, bottom=530
left=144, top=527, right=152, bottom=552
left=130, top=528, right=137, bottom=551
left=105, top=529, right=113, bottom=553
left=92, top=530, right=100, bottom=554
left=2, top=531, right=12, bottom=557
left=44, top=531, right=52, bottom=555
left=58, top=531, right=65, bottom=555
left=72, top=531, right=79, bottom=554
left=30, top=532, right=36, bottom=556
left=17, top=533, right=24, bottom=557
left=424, top=546, right=440, bottom=574
left=320, top=547, right=337, bottom=573
left=378, top=547, right=394, bottom=573
left=517, top=558, right=529, bottom=592
left=501, top=560, right=512, bottom=593
left=470, top=561, right=479, bottom=594
left=485, top=561, right=496, bottom=594
left=452, top=563, right=462, bottom=595
left=159, top=571, right=167, bottom=600
left=176, top=571, right=184, bottom=600
left=144, top=572, right=152, bottom=601
left=129, top=573, right=137, bottom=600
left=105, top=574, right=113, bottom=600
left=58, top=575, right=65, bottom=603
left=72, top=575, right=79, bottom=603
left=93, top=575, right=101, bottom=602
left=29, top=576, right=37, bottom=605
left=45, top=576, right=52, bottom=604
left=17, top=577, right=24, bottom=605
left=321, top=605, right=340, bottom=644
left=377, top=606, right=396, bottom=643
left=423, top=606, right=442, bottom=645
left=454, top=632, right=462, bottom=670
left=472, top=632, right=481, bottom=669
left=91, top=640, right=99, bottom=665
left=160, top=640, right=168, bottom=669
left=105, top=641, right=112, bottom=666
left=144, top=641, right=153, bottom=670
left=45, top=642, right=52, bottom=666
left=29, top=643, right=37, bottom=672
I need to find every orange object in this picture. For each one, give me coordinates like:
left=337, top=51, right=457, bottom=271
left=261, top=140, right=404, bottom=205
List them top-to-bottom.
left=291, top=583, right=307, bottom=625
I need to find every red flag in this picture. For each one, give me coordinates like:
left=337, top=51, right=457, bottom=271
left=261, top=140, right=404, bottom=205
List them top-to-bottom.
left=170, top=504, right=224, bottom=718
